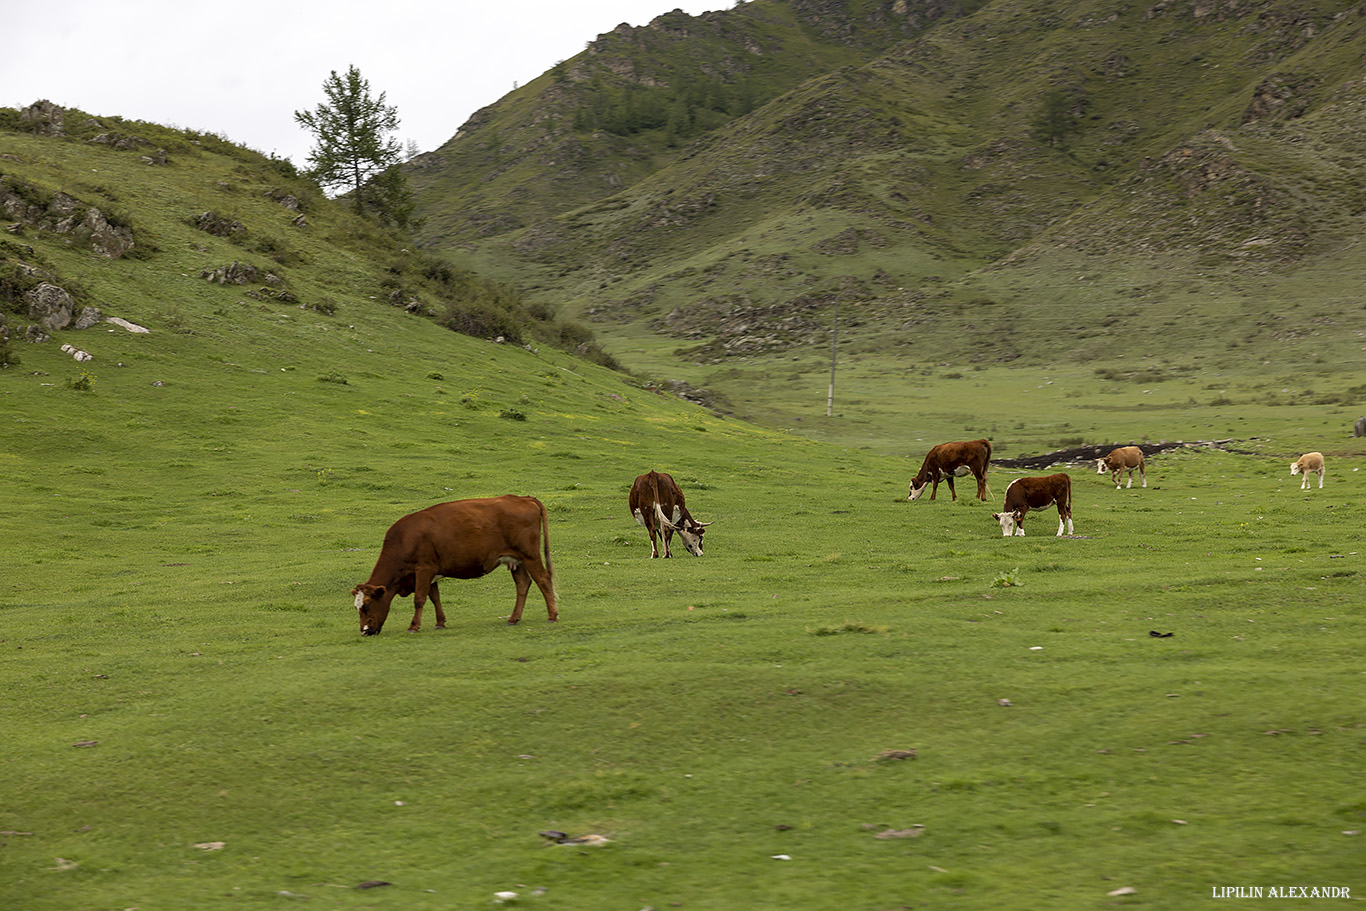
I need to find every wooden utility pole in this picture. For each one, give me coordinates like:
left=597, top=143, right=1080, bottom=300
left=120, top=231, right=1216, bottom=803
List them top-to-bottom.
left=826, top=295, right=840, bottom=417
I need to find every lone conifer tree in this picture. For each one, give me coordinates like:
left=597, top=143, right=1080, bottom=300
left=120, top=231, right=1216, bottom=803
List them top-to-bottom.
left=294, top=65, right=403, bottom=216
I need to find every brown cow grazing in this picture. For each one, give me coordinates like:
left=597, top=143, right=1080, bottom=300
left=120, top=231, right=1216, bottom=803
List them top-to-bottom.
left=907, top=439, right=992, bottom=502
left=1097, top=446, right=1146, bottom=489
left=1290, top=451, right=1325, bottom=489
left=629, top=470, right=711, bottom=558
left=991, top=474, right=1074, bottom=537
left=351, top=495, right=557, bottom=635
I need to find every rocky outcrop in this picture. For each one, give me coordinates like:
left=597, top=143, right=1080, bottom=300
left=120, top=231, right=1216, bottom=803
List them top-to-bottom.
left=1242, top=73, right=1318, bottom=123
left=19, top=100, right=64, bottom=135
left=0, top=179, right=136, bottom=258
left=192, top=211, right=246, bottom=237
left=201, top=261, right=263, bottom=285
left=25, top=282, right=77, bottom=330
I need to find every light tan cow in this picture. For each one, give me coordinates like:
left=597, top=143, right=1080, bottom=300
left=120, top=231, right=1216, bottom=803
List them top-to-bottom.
left=1096, top=446, right=1146, bottom=489
left=1290, top=452, right=1325, bottom=490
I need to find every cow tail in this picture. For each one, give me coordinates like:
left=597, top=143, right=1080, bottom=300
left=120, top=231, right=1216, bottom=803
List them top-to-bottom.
left=982, top=440, right=995, bottom=501
left=540, top=498, right=556, bottom=596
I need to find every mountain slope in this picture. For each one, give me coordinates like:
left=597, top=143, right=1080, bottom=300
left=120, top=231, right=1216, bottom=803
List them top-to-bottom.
left=407, top=0, right=1366, bottom=426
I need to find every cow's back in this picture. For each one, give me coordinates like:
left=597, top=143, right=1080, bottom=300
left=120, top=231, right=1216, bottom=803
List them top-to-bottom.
left=1106, top=446, right=1144, bottom=468
left=630, top=471, right=684, bottom=513
left=383, top=496, right=547, bottom=579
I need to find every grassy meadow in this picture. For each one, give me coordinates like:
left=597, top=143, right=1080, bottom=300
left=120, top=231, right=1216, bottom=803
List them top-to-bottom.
left=3, top=298, right=1362, bottom=909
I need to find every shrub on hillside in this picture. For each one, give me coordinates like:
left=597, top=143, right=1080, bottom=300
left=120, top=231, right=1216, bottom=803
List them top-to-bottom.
left=438, top=300, right=523, bottom=344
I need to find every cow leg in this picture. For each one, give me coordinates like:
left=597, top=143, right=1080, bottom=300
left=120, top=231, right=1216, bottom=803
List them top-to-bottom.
left=1139, top=466, right=1147, bottom=488
left=1317, top=469, right=1324, bottom=489
left=1125, top=470, right=1133, bottom=489
left=975, top=471, right=988, bottom=501
left=946, top=474, right=957, bottom=501
left=929, top=476, right=939, bottom=500
left=648, top=526, right=661, bottom=558
left=662, top=526, right=673, bottom=558
left=523, top=558, right=558, bottom=622
left=507, top=563, right=532, bottom=624
left=409, top=570, right=435, bottom=631
left=429, top=581, right=447, bottom=630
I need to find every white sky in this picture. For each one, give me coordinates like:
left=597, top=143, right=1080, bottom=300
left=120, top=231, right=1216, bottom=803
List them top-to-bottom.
left=2, top=0, right=725, bottom=166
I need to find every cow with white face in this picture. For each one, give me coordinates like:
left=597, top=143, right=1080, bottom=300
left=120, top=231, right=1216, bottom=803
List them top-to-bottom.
left=907, top=439, right=992, bottom=502
left=1096, top=446, right=1146, bottom=489
left=1290, top=451, right=1325, bottom=489
left=629, top=470, right=712, bottom=558
left=991, top=474, right=1074, bottom=537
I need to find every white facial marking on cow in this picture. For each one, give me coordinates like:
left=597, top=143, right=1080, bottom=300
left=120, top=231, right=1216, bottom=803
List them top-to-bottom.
left=1096, top=459, right=1107, bottom=474
left=908, top=481, right=928, bottom=501
left=992, top=512, right=1016, bottom=537
left=678, top=528, right=704, bottom=556
left=355, top=591, right=366, bottom=612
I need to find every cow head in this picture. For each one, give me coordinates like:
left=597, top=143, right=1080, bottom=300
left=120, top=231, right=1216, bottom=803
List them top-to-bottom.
left=1095, top=458, right=1110, bottom=474
left=1289, top=460, right=1302, bottom=475
left=907, top=479, right=930, bottom=501
left=656, top=502, right=710, bottom=556
left=990, top=510, right=1026, bottom=537
left=352, top=583, right=392, bottom=635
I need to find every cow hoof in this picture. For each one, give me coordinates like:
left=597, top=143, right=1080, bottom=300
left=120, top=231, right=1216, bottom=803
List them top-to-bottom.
left=506, top=619, right=521, bottom=625
left=435, top=623, right=446, bottom=630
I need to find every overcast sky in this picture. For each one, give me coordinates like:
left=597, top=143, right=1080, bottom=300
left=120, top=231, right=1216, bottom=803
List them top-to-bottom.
left=3, top=0, right=724, bottom=166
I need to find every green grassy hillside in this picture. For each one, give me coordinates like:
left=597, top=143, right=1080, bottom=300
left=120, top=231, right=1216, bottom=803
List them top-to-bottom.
left=408, top=0, right=1366, bottom=444
left=2, top=101, right=1363, bottom=909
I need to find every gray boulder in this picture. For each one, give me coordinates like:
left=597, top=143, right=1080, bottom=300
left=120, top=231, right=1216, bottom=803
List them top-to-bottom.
left=25, top=282, right=76, bottom=330
left=74, top=306, right=104, bottom=329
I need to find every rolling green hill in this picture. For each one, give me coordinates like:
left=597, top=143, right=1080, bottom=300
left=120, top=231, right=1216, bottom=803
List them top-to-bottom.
left=408, top=0, right=1366, bottom=441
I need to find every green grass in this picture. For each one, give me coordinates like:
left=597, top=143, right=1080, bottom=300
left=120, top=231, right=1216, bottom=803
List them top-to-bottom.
left=2, top=91, right=1363, bottom=909
left=4, top=316, right=1362, bottom=908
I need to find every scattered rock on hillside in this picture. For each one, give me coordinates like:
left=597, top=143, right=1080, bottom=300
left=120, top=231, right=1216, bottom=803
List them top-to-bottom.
left=1242, top=73, right=1319, bottom=124
left=19, top=100, right=64, bottom=135
left=0, top=181, right=136, bottom=258
left=192, top=211, right=245, bottom=238
left=201, top=261, right=261, bottom=285
left=25, top=282, right=76, bottom=330
left=73, top=306, right=101, bottom=329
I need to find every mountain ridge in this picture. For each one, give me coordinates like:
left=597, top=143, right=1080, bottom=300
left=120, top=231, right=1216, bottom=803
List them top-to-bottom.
left=406, top=0, right=1366, bottom=395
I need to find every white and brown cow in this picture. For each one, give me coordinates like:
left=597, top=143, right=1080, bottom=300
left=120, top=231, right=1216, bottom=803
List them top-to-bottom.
left=907, top=439, right=992, bottom=502
left=1096, top=446, right=1146, bottom=489
left=1290, top=451, right=1325, bottom=489
left=629, top=470, right=711, bottom=558
left=991, top=474, right=1074, bottom=537
left=351, top=495, right=557, bottom=635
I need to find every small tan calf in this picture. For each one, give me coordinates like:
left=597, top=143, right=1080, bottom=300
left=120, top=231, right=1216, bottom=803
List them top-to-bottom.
left=1096, top=446, right=1146, bottom=489
left=1290, top=451, right=1325, bottom=490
